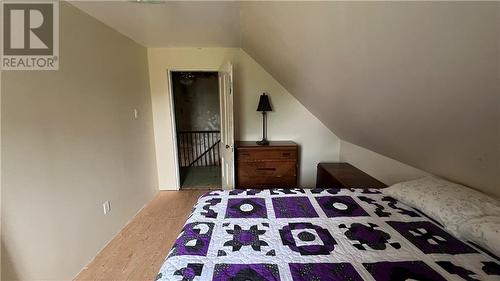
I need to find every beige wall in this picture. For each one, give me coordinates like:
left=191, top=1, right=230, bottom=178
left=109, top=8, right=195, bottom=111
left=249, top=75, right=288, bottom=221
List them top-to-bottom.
left=241, top=2, right=500, bottom=197
left=1, top=3, right=157, bottom=280
left=148, top=48, right=340, bottom=189
left=237, top=50, right=340, bottom=186
left=1, top=65, right=3, bottom=280
left=339, top=140, right=500, bottom=199
left=340, top=140, right=429, bottom=186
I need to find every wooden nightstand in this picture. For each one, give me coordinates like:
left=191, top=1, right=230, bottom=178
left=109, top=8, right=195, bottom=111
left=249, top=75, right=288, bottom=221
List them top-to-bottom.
left=236, top=141, right=298, bottom=189
left=316, top=163, right=387, bottom=188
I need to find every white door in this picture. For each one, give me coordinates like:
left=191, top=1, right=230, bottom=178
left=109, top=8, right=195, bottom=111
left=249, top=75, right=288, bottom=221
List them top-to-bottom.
left=219, top=62, right=235, bottom=190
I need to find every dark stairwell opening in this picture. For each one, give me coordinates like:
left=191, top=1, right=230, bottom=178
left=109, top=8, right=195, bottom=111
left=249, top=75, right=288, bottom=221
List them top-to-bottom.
left=172, top=71, right=221, bottom=189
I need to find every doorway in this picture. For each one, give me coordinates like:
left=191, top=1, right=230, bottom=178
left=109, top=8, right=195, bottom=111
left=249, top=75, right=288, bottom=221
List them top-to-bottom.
left=171, top=71, right=222, bottom=189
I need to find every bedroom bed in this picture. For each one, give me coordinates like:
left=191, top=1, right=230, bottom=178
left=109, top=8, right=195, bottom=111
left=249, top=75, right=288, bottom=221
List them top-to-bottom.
left=156, top=187, right=500, bottom=281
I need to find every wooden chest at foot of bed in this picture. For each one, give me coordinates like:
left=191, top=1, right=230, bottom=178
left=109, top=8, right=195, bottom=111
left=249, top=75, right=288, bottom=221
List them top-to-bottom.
left=236, top=141, right=298, bottom=189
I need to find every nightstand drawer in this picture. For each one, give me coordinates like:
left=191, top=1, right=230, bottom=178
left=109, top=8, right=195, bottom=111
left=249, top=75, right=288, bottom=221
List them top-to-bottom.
left=237, top=148, right=296, bottom=162
left=238, top=161, right=296, bottom=177
left=238, top=162, right=297, bottom=188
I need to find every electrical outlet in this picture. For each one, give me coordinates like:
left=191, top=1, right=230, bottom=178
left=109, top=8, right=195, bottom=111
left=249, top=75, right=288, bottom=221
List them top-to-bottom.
left=103, top=201, right=111, bottom=215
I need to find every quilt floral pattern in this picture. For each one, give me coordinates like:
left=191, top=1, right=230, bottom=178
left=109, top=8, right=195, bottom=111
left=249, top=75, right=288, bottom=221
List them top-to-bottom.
left=156, top=188, right=500, bottom=281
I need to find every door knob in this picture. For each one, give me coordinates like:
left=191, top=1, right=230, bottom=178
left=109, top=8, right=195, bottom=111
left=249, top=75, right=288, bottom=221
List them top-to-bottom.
left=226, top=145, right=230, bottom=149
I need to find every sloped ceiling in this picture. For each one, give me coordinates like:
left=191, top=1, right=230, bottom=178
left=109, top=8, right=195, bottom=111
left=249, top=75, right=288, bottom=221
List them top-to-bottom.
left=70, top=1, right=240, bottom=47
left=71, top=1, right=499, bottom=192
left=240, top=2, right=499, bottom=193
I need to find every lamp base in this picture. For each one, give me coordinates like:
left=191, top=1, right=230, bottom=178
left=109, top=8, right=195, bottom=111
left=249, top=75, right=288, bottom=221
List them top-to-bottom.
left=256, top=139, right=270, bottom=146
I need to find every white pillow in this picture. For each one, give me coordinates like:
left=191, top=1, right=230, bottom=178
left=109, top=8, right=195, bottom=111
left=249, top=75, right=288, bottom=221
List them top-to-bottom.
left=382, top=176, right=500, bottom=237
left=458, top=216, right=500, bottom=256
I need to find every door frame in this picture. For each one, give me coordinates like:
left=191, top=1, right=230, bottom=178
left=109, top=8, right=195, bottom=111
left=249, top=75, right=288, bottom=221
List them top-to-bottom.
left=218, top=62, right=235, bottom=190
left=166, top=68, right=220, bottom=190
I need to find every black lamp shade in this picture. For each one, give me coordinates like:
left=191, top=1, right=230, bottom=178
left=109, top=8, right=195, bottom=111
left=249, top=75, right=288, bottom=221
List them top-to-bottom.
left=257, top=93, right=272, bottom=112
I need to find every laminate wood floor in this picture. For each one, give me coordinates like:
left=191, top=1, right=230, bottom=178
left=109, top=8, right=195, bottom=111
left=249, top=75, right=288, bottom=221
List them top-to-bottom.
left=74, top=189, right=210, bottom=281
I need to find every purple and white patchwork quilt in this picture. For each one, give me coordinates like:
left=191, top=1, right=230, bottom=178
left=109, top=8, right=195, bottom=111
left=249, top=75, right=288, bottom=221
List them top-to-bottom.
left=156, top=188, right=500, bottom=280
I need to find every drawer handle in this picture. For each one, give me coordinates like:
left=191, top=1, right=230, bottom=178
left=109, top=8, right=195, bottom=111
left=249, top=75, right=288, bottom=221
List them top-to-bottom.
left=241, top=153, right=250, bottom=156
left=282, top=153, right=291, bottom=156
left=256, top=168, right=276, bottom=171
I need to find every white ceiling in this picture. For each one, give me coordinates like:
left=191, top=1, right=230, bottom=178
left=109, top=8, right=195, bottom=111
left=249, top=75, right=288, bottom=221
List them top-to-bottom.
left=70, top=1, right=240, bottom=47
